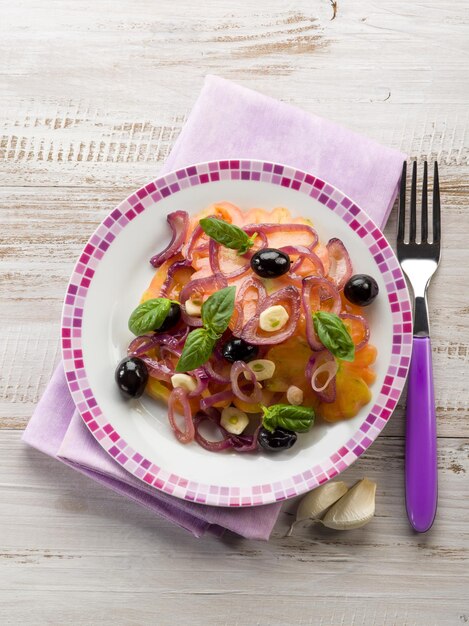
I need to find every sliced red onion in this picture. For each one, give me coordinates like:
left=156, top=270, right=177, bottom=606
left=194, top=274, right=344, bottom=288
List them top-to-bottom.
left=150, top=211, right=189, bottom=268
left=243, top=222, right=318, bottom=249
left=184, top=223, right=209, bottom=262
left=326, top=238, right=353, bottom=290
left=208, top=239, right=252, bottom=279
left=278, top=245, right=325, bottom=277
left=159, top=259, right=193, bottom=298
left=179, top=272, right=228, bottom=327
left=232, top=276, right=267, bottom=336
left=302, top=277, right=341, bottom=350
left=241, top=286, right=301, bottom=346
left=340, top=313, right=370, bottom=351
left=128, top=327, right=189, bottom=357
left=305, top=351, right=337, bottom=403
left=139, top=355, right=174, bottom=382
left=203, top=359, right=231, bottom=385
left=230, top=361, right=262, bottom=403
left=187, top=368, right=210, bottom=398
left=168, top=387, right=195, bottom=444
left=200, top=389, right=233, bottom=411
left=193, top=410, right=259, bottom=453
left=193, top=411, right=234, bottom=452
left=229, top=423, right=261, bottom=453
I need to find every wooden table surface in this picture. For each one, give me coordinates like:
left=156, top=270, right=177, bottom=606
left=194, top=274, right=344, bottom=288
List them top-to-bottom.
left=1, top=1, right=468, bottom=624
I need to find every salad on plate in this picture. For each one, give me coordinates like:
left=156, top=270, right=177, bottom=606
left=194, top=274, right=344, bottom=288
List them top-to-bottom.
left=115, top=203, right=379, bottom=454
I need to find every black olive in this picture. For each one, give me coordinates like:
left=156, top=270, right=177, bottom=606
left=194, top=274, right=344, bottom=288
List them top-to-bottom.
left=250, top=248, right=291, bottom=278
left=344, top=274, right=379, bottom=306
left=157, top=302, right=181, bottom=332
left=221, top=338, right=259, bottom=363
left=115, top=357, right=148, bottom=399
left=258, top=426, right=297, bottom=452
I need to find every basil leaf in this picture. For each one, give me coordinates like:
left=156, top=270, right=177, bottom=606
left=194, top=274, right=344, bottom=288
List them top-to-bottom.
left=199, top=217, right=254, bottom=255
left=201, top=286, right=236, bottom=335
left=128, top=298, right=172, bottom=336
left=313, top=311, right=355, bottom=362
left=175, top=328, right=216, bottom=372
left=262, top=404, right=315, bottom=433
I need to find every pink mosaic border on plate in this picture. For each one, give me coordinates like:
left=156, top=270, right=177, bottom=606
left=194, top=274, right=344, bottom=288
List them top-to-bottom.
left=61, top=159, right=412, bottom=507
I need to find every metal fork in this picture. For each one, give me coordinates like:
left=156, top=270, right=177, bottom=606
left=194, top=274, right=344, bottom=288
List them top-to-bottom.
left=397, top=160, right=441, bottom=532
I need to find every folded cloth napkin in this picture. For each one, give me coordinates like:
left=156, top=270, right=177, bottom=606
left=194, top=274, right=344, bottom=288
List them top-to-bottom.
left=22, top=75, right=405, bottom=539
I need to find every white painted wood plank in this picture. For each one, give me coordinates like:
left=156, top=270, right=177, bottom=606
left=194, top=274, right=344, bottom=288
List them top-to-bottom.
left=0, top=432, right=468, bottom=625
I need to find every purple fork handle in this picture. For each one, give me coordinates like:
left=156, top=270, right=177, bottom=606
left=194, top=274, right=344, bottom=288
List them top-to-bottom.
left=405, top=336, right=438, bottom=532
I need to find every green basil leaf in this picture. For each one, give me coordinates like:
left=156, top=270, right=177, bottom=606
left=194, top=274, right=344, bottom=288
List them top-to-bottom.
left=199, top=217, right=254, bottom=254
left=201, top=286, right=236, bottom=335
left=128, top=298, right=172, bottom=336
left=313, top=311, right=355, bottom=362
left=175, top=328, right=217, bottom=372
left=261, top=404, right=315, bottom=433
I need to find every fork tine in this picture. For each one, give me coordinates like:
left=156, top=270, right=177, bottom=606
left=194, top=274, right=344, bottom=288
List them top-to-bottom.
left=397, top=161, right=406, bottom=243
left=409, top=161, right=417, bottom=243
left=421, top=161, right=428, bottom=242
left=433, top=161, right=441, bottom=243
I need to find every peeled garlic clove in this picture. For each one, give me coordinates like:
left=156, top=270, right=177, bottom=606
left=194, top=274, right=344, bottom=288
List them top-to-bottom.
left=243, top=359, right=275, bottom=381
left=286, top=385, right=304, bottom=406
left=321, top=478, right=376, bottom=530
left=286, top=480, right=348, bottom=536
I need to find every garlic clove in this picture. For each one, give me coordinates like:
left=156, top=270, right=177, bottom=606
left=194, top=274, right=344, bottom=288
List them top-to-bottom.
left=185, top=298, right=202, bottom=317
left=259, top=305, right=289, bottom=332
left=243, top=359, right=275, bottom=381
left=171, top=373, right=197, bottom=392
left=286, top=385, right=304, bottom=406
left=220, top=406, right=249, bottom=435
left=321, top=478, right=377, bottom=530
left=286, top=480, right=348, bottom=536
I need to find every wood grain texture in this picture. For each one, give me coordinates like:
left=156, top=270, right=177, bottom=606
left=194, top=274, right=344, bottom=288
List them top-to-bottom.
left=1, top=0, right=468, bottom=624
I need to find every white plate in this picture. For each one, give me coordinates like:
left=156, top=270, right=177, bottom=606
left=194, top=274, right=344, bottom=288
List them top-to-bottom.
left=62, top=160, right=412, bottom=506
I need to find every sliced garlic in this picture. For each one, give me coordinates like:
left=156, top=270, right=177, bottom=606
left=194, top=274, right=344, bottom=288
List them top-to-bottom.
left=185, top=298, right=202, bottom=317
left=259, top=305, right=289, bottom=332
left=243, top=359, right=276, bottom=381
left=170, top=373, right=197, bottom=392
left=286, top=385, right=304, bottom=406
left=220, top=406, right=249, bottom=435
left=321, top=478, right=377, bottom=530
left=286, top=481, right=348, bottom=536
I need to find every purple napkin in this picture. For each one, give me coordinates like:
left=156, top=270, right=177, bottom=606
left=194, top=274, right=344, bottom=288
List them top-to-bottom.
left=22, top=75, right=405, bottom=539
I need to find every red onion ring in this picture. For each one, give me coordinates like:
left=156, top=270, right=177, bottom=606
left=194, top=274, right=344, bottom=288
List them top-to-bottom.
left=150, top=211, right=189, bottom=268
left=243, top=222, right=318, bottom=250
left=184, top=223, right=209, bottom=262
left=326, top=238, right=353, bottom=290
left=208, top=239, right=252, bottom=280
left=278, top=245, right=325, bottom=278
left=159, top=259, right=193, bottom=298
left=179, top=272, right=228, bottom=327
left=232, top=276, right=267, bottom=336
left=302, top=277, right=341, bottom=350
left=241, top=286, right=301, bottom=346
left=340, top=313, right=370, bottom=351
left=128, top=327, right=189, bottom=357
left=305, top=351, right=337, bottom=403
left=140, top=355, right=174, bottom=383
left=203, top=359, right=231, bottom=385
left=230, top=361, right=262, bottom=404
left=187, top=368, right=210, bottom=398
left=168, top=388, right=195, bottom=443
left=200, top=389, right=234, bottom=411
left=193, top=410, right=259, bottom=453
left=193, top=411, right=234, bottom=452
